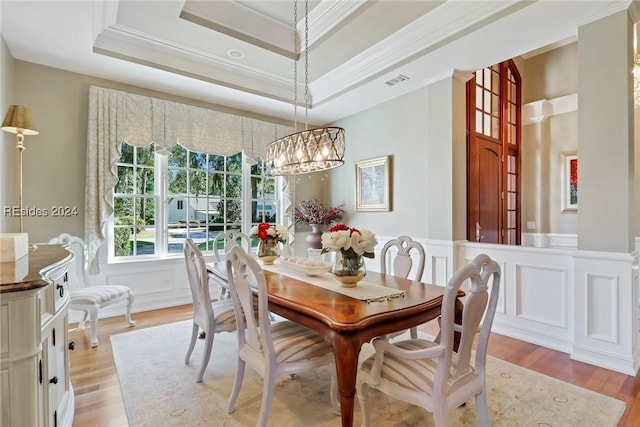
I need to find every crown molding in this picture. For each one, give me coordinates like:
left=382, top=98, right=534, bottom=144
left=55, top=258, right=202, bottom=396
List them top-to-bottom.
left=92, top=0, right=118, bottom=38
left=180, top=0, right=298, bottom=60
left=302, top=0, right=368, bottom=48
left=311, top=0, right=523, bottom=104
left=570, top=0, right=633, bottom=28
left=94, top=24, right=308, bottom=106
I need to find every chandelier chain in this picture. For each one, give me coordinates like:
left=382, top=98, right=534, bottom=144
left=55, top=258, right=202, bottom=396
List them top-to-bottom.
left=263, top=0, right=345, bottom=176
left=293, top=0, right=298, bottom=131
left=304, top=0, right=309, bottom=130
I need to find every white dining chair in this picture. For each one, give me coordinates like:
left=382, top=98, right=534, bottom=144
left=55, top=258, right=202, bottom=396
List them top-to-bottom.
left=210, top=230, right=252, bottom=300
left=48, top=233, right=135, bottom=347
left=380, top=235, right=426, bottom=339
left=183, top=238, right=238, bottom=382
left=225, top=245, right=336, bottom=427
left=357, top=254, right=501, bottom=427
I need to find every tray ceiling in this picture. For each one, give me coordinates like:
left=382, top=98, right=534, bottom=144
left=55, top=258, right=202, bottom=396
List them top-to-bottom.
left=0, top=0, right=632, bottom=124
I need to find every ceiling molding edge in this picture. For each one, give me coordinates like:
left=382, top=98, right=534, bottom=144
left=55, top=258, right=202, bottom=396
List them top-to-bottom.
left=180, top=0, right=297, bottom=60
left=303, top=0, right=368, bottom=48
left=311, top=0, right=522, bottom=104
left=570, top=0, right=633, bottom=29
left=93, top=24, right=308, bottom=106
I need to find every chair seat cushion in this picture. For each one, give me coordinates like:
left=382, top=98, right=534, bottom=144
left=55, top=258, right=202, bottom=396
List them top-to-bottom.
left=70, top=285, right=131, bottom=305
left=211, top=298, right=237, bottom=328
left=271, top=320, right=333, bottom=363
left=361, top=339, right=473, bottom=395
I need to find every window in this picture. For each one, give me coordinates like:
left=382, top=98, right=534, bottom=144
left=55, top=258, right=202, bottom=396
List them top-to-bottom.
left=111, top=143, right=282, bottom=259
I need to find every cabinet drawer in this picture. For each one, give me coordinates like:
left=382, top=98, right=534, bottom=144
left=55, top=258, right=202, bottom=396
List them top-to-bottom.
left=40, top=267, right=69, bottom=323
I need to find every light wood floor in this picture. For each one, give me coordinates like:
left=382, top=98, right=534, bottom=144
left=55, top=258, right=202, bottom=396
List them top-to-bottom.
left=69, top=305, right=640, bottom=426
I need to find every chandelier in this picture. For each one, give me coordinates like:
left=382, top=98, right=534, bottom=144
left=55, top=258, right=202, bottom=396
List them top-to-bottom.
left=265, top=0, right=345, bottom=176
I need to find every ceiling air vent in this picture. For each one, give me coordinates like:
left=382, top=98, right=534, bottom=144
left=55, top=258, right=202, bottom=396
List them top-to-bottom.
left=384, top=74, right=409, bottom=86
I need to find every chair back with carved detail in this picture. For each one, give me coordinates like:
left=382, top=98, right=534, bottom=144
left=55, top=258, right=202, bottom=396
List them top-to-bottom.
left=212, top=230, right=252, bottom=262
left=48, top=233, right=136, bottom=347
left=380, top=236, right=425, bottom=281
left=225, top=245, right=336, bottom=427
left=357, top=254, right=501, bottom=427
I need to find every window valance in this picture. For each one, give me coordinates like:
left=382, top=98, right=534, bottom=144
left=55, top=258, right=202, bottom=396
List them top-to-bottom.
left=84, top=85, right=292, bottom=272
left=105, top=86, right=292, bottom=156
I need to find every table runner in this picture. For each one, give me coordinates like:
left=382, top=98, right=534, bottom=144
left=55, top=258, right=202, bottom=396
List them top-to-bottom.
left=262, top=263, right=405, bottom=303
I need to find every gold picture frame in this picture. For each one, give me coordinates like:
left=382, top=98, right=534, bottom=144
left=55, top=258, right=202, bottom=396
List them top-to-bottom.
left=561, top=151, right=578, bottom=212
left=355, top=155, right=392, bottom=211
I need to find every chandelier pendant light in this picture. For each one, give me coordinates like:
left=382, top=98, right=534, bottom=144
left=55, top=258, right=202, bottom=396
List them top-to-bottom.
left=265, top=0, right=345, bottom=176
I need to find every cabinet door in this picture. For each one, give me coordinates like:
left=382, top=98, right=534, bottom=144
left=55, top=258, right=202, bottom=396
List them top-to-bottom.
left=45, top=315, right=69, bottom=427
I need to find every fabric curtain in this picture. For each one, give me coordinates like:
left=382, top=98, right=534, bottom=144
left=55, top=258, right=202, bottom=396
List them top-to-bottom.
left=84, top=85, right=292, bottom=272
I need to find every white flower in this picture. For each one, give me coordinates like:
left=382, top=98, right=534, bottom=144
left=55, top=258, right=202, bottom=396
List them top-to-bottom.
left=321, top=225, right=377, bottom=258
left=351, top=229, right=376, bottom=255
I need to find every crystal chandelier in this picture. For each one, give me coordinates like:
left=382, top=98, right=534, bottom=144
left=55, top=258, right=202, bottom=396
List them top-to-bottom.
left=265, top=0, right=345, bottom=176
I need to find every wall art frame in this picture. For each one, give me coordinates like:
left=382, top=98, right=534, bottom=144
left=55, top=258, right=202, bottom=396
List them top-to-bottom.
left=561, top=151, right=578, bottom=212
left=355, top=155, right=392, bottom=212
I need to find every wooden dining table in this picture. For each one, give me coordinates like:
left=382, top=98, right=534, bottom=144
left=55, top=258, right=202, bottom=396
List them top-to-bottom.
left=207, top=261, right=459, bottom=427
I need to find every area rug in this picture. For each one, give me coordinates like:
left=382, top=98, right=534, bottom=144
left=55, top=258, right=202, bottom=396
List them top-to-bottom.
left=111, top=320, right=626, bottom=426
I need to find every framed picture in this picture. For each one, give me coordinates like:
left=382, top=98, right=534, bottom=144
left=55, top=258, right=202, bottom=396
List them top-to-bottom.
left=561, top=152, right=578, bottom=212
left=355, top=155, right=392, bottom=211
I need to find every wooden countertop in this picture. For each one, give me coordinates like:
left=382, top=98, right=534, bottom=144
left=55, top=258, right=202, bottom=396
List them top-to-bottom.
left=0, top=244, right=73, bottom=292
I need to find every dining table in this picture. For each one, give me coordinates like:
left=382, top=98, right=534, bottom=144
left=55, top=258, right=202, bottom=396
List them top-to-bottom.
left=207, top=260, right=461, bottom=427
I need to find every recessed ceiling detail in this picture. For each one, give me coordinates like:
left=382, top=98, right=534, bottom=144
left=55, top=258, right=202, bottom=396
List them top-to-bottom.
left=0, top=0, right=632, bottom=124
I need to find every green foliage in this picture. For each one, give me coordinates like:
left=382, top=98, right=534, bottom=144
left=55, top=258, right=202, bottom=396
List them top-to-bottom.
left=113, top=216, right=146, bottom=257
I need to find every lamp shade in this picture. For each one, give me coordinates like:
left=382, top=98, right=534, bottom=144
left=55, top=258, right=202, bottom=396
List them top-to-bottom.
left=1, top=105, right=39, bottom=135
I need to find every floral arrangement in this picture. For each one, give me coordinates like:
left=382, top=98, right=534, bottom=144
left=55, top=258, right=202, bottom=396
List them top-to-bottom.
left=294, top=199, right=345, bottom=226
left=250, top=223, right=288, bottom=243
left=320, top=223, right=377, bottom=258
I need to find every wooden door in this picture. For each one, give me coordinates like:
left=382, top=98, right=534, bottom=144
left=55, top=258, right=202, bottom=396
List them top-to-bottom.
left=468, top=136, right=502, bottom=243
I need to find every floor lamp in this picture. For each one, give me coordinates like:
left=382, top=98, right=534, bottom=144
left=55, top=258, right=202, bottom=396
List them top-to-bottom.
left=2, top=105, right=39, bottom=233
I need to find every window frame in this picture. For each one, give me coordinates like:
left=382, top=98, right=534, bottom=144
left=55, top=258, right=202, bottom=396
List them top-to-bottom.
left=108, top=144, right=283, bottom=262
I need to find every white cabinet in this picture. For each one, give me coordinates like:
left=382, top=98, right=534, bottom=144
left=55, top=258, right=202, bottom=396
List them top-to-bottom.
left=0, top=244, right=74, bottom=427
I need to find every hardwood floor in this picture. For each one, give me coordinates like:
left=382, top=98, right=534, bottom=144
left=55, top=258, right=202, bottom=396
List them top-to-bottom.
left=69, top=305, right=639, bottom=426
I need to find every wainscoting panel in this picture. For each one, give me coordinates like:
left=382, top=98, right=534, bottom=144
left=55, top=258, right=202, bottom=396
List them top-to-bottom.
left=573, top=252, right=638, bottom=374
left=430, top=255, right=449, bottom=287
left=515, top=264, right=567, bottom=328
left=105, top=269, right=175, bottom=296
left=585, top=274, right=618, bottom=344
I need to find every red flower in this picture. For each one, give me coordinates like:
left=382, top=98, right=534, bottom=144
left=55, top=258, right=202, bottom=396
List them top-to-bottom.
left=257, top=223, right=271, bottom=241
left=329, top=223, right=349, bottom=232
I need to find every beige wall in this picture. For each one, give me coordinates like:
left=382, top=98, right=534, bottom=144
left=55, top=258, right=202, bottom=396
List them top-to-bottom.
left=522, top=22, right=638, bottom=246
left=1, top=35, right=18, bottom=233
left=523, top=43, right=578, bottom=103
left=7, top=60, right=293, bottom=243
left=328, top=86, right=432, bottom=238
